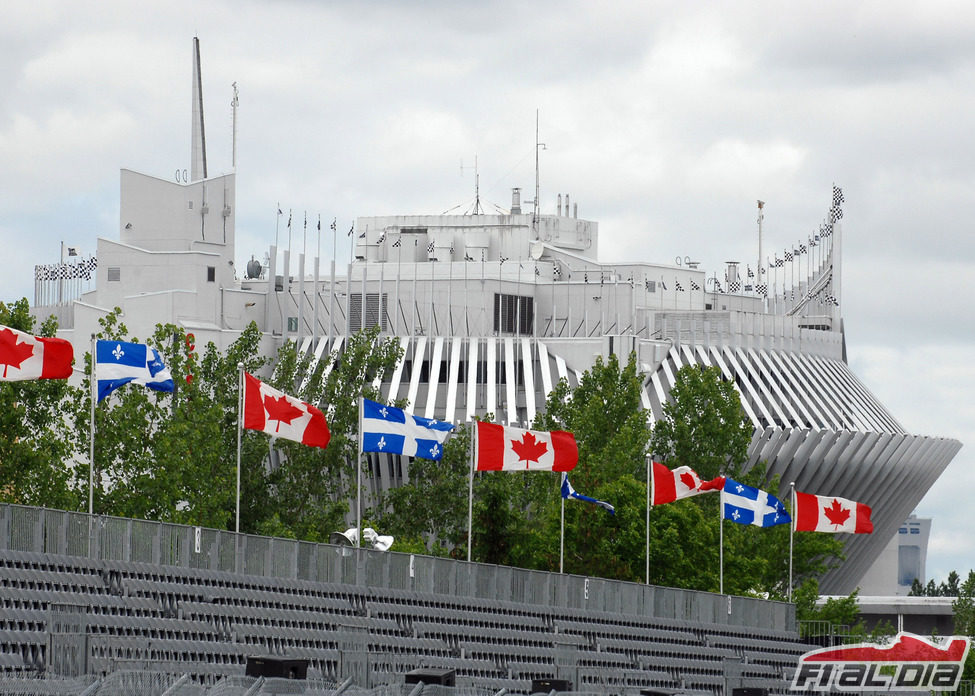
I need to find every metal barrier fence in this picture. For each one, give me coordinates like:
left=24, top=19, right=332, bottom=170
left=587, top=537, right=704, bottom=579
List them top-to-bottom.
left=0, top=503, right=794, bottom=632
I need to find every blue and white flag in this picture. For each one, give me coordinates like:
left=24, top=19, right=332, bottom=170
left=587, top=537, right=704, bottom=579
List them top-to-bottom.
left=95, top=340, right=175, bottom=402
left=360, top=398, right=454, bottom=460
left=561, top=473, right=615, bottom=515
left=721, top=478, right=790, bottom=528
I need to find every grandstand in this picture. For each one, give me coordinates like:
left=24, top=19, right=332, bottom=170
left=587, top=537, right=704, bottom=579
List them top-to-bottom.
left=0, top=503, right=816, bottom=695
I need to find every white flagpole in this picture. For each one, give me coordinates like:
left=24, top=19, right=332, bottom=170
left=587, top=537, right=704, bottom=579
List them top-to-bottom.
left=88, top=333, right=96, bottom=516
left=236, top=362, right=244, bottom=534
left=357, top=397, right=363, bottom=548
left=467, top=423, right=475, bottom=562
left=646, top=456, right=651, bottom=585
left=560, top=473, right=565, bottom=573
left=789, top=481, right=796, bottom=601
left=719, top=492, right=724, bottom=595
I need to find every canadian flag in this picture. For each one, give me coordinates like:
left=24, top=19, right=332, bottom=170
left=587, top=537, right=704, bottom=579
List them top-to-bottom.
left=0, top=325, right=73, bottom=381
left=243, top=373, right=330, bottom=449
left=475, top=421, right=578, bottom=471
left=651, top=461, right=725, bottom=505
left=794, top=491, right=873, bottom=534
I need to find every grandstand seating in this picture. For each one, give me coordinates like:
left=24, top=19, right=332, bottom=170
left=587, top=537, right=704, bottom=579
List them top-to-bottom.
left=0, top=505, right=819, bottom=695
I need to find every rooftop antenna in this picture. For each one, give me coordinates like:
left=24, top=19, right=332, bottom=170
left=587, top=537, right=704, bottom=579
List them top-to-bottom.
left=190, top=37, right=207, bottom=181
left=231, top=81, right=239, bottom=169
left=533, top=109, right=546, bottom=238
left=460, top=155, right=483, bottom=214
left=757, top=200, right=765, bottom=290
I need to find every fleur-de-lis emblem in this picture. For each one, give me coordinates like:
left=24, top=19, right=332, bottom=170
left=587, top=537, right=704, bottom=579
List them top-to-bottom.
left=112, top=343, right=124, bottom=361
left=379, top=407, right=388, bottom=418
left=377, top=436, right=386, bottom=450
left=429, top=443, right=440, bottom=458
left=735, top=484, right=744, bottom=493
left=732, top=509, right=741, bottom=521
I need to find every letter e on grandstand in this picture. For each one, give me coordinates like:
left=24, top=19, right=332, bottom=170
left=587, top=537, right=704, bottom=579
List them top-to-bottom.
left=791, top=632, right=970, bottom=692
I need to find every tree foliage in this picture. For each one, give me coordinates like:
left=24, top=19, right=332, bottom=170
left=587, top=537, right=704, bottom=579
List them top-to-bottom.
left=0, top=299, right=79, bottom=510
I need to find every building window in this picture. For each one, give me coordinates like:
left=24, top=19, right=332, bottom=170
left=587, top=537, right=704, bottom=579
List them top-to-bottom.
left=207, top=266, right=216, bottom=282
left=107, top=267, right=121, bottom=282
left=348, top=293, right=389, bottom=332
left=493, top=293, right=534, bottom=334
left=287, top=317, right=298, bottom=332
left=910, top=527, right=920, bottom=534
left=898, top=545, right=921, bottom=586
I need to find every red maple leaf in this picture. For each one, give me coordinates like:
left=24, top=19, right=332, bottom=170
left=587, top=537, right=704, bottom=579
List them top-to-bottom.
left=0, top=327, right=35, bottom=378
left=264, top=394, right=304, bottom=432
left=511, top=432, right=548, bottom=467
left=679, top=471, right=697, bottom=490
left=823, top=498, right=851, bottom=528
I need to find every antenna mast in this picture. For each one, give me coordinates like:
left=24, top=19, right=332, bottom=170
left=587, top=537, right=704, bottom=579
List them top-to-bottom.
left=231, top=82, right=239, bottom=169
left=533, top=109, right=546, bottom=238
left=757, top=200, right=765, bottom=291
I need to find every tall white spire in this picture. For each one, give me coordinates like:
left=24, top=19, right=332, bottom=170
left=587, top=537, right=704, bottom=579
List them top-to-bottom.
left=190, top=37, right=207, bottom=182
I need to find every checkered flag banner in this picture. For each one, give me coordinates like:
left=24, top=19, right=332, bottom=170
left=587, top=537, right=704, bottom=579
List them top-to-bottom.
left=829, top=185, right=844, bottom=222
left=376, top=231, right=386, bottom=244
left=809, top=235, right=817, bottom=247
left=392, top=238, right=401, bottom=248
left=427, top=241, right=435, bottom=254
left=449, top=243, right=454, bottom=256
left=799, top=243, right=807, bottom=254
left=784, top=249, right=794, bottom=262
left=499, top=256, right=508, bottom=265
left=773, top=256, right=784, bottom=268
left=534, top=266, right=540, bottom=277
left=690, top=279, right=701, bottom=290
left=712, top=279, right=723, bottom=293
left=675, top=280, right=685, bottom=292
left=729, top=280, right=741, bottom=293
left=756, top=283, right=768, bottom=296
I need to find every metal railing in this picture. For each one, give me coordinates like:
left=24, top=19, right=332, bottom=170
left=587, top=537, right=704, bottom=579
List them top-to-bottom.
left=0, top=503, right=794, bottom=633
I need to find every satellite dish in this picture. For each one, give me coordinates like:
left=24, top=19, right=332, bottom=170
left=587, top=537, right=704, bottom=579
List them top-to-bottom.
left=529, top=241, right=544, bottom=260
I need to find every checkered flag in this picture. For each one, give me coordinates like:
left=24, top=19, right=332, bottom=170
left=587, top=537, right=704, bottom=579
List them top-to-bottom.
left=829, top=185, right=844, bottom=222
left=822, top=222, right=833, bottom=237
left=358, top=230, right=367, bottom=239
left=377, top=231, right=386, bottom=244
left=809, top=236, right=817, bottom=247
left=392, top=238, right=401, bottom=248
left=427, top=241, right=435, bottom=254
left=449, top=243, right=454, bottom=256
left=784, top=250, right=794, bottom=262
left=464, top=252, right=473, bottom=261
left=500, top=256, right=508, bottom=265
left=773, top=256, right=784, bottom=268
left=553, top=265, right=562, bottom=279
left=534, top=266, right=540, bottom=277
left=747, top=266, right=754, bottom=278
left=584, top=272, right=588, bottom=283
left=690, top=279, right=701, bottom=290
left=713, top=279, right=722, bottom=293
left=675, top=280, right=684, bottom=292
left=729, top=280, right=741, bottom=293
left=756, top=283, right=768, bottom=296
left=824, top=293, right=839, bottom=306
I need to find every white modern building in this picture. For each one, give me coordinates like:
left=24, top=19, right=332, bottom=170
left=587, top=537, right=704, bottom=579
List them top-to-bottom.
left=30, top=41, right=961, bottom=595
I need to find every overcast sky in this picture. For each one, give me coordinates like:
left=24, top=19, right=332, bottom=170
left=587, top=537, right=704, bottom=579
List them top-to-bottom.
left=2, top=1, right=973, bottom=586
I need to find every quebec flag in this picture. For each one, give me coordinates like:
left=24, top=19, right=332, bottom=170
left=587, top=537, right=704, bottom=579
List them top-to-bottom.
left=95, top=340, right=175, bottom=402
left=360, top=398, right=455, bottom=461
left=721, top=478, right=791, bottom=528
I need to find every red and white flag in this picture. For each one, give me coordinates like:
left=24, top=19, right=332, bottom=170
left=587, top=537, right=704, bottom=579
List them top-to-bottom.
left=0, top=325, right=73, bottom=381
left=243, top=373, right=330, bottom=449
left=475, top=421, right=577, bottom=471
left=651, top=461, right=725, bottom=505
left=794, top=491, right=873, bottom=534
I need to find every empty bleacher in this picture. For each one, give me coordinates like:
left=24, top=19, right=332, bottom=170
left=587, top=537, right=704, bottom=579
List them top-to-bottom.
left=0, top=503, right=818, bottom=694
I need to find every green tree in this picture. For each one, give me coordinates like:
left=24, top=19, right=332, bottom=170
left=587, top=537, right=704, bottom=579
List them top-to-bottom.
left=0, top=299, right=79, bottom=510
left=261, top=325, right=402, bottom=541
left=649, top=364, right=752, bottom=480
left=378, top=424, right=472, bottom=556
left=952, top=571, right=975, bottom=681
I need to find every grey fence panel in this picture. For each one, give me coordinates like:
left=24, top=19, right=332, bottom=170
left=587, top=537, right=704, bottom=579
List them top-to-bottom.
left=0, top=503, right=795, bottom=634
